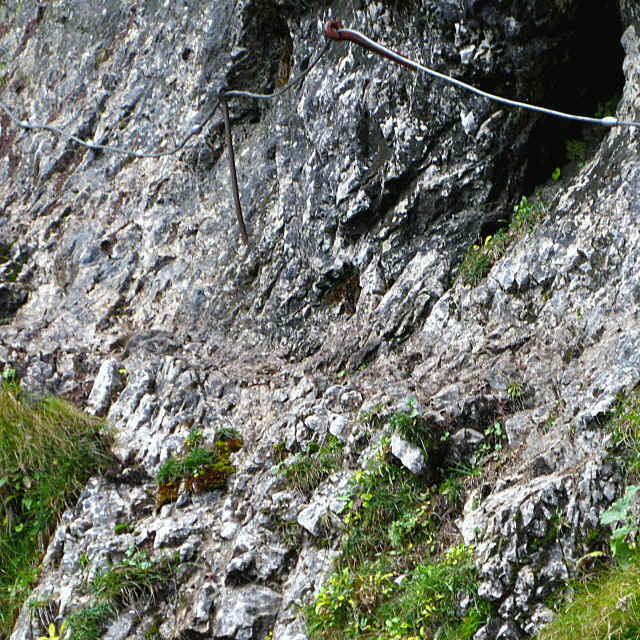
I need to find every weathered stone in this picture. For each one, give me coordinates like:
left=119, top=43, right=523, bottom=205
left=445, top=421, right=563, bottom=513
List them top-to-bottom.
left=3, top=1, right=640, bottom=638
left=87, top=358, right=123, bottom=416
left=329, top=414, right=349, bottom=441
left=391, top=432, right=426, bottom=475
left=297, top=501, right=334, bottom=538
left=193, top=582, right=217, bottom=625
left=212, top=585, right=281, bottom=640
left=102, top=613, right=134, bottom=640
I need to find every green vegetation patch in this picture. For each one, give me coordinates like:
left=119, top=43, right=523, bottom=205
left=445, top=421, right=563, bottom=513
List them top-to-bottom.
left=459, top=195, right=546, bottom=286
left=0, top=385, right=113, bottom=638
left=607, top=388, right=640, bottom=483
left=390, top=402, right=434, bottom=455
left=155, top=427, right=242, bottom=508
left=307, top=431, right=490, bottom=640
left=278, top=435, right=344, bottom=496
left=340, top=443, right=435, bottom=567
left=308, top=543, right=489, bottom=640
left=48, top=547, right=176, bottom=640
left=89, top=548, right=175, bottom=610
left=537, top=554, right=640, bottom=640
left=65, top=603, right=113, bottom=640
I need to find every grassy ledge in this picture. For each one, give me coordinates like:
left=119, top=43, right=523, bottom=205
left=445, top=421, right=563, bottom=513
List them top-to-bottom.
left=0, top=382, right=113, bottom=638
left=535, top=388, right=640, bottom=639
left=305, top=405, right=492, bottom=640
left=537, top=555, right=640, bottom=640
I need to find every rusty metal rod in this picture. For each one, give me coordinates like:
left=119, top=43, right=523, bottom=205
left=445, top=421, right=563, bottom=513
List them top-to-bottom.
left=219, top=92, right=249, bottom=245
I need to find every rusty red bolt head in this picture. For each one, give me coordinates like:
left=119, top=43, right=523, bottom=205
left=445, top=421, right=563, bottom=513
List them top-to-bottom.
left=324, top=19, right=344, bottom=40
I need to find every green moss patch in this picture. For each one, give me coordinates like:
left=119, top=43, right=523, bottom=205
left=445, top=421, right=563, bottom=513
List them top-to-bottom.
left=155, top=428, right=242, bottom=508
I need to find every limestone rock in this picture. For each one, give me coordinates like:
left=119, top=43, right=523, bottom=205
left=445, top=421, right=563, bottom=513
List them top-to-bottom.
left=2, top=1, right=640, bottom=639
left=391, top=432, right=426, bottom=474
left=212, top=585, right=281, bottom=640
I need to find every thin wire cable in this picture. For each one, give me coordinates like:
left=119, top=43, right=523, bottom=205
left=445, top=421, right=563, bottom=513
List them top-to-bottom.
left=326, top=21, right=640, bottom=129
left=0, top=40, right=330, bottom=158
left=223, top=41, right=330, bottom=100
left=0, top=98, right=220, bottom=158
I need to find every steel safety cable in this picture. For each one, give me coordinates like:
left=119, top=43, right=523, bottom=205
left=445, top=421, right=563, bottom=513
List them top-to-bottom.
left=324, top=19, right=640, bottom=129
left=0, top=37, right=329, bottom=247
left=0, top=40, right=330, bottom=158
left=223, top=41, right=331, bottom=101
left=0, top=98, right=221, bottom=158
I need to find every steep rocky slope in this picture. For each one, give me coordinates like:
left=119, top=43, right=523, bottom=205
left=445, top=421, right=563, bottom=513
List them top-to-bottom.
left=1, top=0, right=640, bottom=638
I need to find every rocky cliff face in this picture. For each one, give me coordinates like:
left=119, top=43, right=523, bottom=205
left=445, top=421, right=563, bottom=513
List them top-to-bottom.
left=1, top=0, right=640, bottom=638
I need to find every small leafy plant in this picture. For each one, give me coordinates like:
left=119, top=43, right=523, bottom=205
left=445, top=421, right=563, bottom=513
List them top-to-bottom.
left=458, top=235, right=495, bottom=285
left=479, top=421, right=506, bottom=461
left=340, top=443, right=434, bottom=566
left=600, top=484, right=640, bottom=559
left=37, top=620, right=67, bottom=640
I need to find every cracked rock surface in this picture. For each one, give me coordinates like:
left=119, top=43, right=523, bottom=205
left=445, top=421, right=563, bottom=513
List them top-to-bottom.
left=2, top=0, right=640, bottom=638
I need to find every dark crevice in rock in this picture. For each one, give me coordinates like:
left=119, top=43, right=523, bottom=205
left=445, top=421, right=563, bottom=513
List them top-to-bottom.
left=226, top=0, right=293, bottom=126
left=519, top=1, right=625, bottom=192
left=316, top=263, right=362, bottom=316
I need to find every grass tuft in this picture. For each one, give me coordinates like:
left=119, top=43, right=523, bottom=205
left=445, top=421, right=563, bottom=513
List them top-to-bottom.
left=459, top=195, right=546, bottom=286
left=0, top=385, right=112, bottom=638
left=389, top=401, right=435, bottom=455
left=278, top=435, right=344, bottom=496
left=59, top=548, right=176, bottom=640
left=90, top=549, right=174, bottom=609
left=537, top=556, right=640, bottom=640
left=65, top=603, right=113, bottom=640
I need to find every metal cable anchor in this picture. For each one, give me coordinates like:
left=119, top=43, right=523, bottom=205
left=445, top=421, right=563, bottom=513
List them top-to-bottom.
left=219, top=89, right=249, bottom=246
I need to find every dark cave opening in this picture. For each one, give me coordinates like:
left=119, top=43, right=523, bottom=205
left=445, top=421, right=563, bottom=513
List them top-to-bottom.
left=519, top=1, right=625, bottom=193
